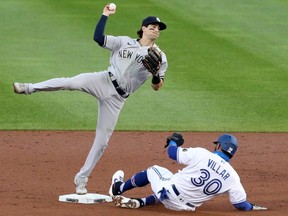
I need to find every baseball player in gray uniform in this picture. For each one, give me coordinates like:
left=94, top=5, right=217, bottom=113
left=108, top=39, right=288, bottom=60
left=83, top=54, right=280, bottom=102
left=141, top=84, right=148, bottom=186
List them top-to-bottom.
left=13, top=4, right=168, bottom=194
left=109, top=133, right=268, bottom=212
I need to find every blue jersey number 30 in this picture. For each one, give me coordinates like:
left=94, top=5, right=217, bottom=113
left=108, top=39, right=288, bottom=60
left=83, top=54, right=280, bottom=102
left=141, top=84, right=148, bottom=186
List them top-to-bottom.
left=191, top=169, right=222, bottom=195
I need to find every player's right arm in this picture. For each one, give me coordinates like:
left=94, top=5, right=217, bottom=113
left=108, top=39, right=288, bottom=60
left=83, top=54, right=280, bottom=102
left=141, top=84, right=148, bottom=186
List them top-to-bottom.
left=93, top=4, right=116, bottom=46
left=229, top=182, right=267, bottom=211
left=233, top=201, right=267, bottom=211
left=233, top=201, right=253, bottom=210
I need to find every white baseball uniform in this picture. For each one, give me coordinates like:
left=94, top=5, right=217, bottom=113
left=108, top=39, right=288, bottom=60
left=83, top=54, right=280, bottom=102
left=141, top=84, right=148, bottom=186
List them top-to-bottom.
left=147, top=147, right=246, bottom=211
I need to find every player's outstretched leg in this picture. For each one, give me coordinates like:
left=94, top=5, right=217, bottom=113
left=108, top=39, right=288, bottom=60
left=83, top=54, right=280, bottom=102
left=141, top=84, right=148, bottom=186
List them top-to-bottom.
left=13, top=82, right=31, bottom=94
left=109, top=169, right=159, bottom=208
left=109, top=170, right=125, bottom=196
left=109, top=170, right=150, bottom=197
left=113, top=194, right=158, bottom=209
left=113, top=195, right=142, bottom=208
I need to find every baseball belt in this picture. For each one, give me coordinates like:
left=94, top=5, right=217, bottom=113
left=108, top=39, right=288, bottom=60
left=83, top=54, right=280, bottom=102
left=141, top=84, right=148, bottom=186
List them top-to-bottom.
left=108, top=72, right=129, bottom=98
left=171, top=184, right=195, bottom=208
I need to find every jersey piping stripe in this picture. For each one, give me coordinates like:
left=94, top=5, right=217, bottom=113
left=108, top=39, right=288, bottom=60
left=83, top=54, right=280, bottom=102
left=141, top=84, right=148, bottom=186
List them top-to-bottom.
left=151, top=166, right=170, bottom=181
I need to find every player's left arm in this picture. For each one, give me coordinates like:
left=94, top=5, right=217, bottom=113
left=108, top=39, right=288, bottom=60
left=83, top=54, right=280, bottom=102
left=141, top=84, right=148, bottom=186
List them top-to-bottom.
left=151, top=52, right=167, bottom=91
left=151, top=76, right=163, bottom=91
left=164, top=133, right=184, bottom=160
left=166, top=141, right=178, bottom=160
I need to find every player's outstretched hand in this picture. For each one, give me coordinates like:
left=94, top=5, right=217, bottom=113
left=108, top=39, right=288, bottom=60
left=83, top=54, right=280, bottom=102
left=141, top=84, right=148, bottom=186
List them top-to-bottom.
left=103, top=3, right=116, bottom=16
left=164, top=132, right=184, bottom=148
left=251, top=204, right=268, bottom=210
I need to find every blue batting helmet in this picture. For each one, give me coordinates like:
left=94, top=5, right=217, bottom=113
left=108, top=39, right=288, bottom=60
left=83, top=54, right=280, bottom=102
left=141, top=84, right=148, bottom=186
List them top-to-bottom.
left=213, top=134, right=238, bottom=157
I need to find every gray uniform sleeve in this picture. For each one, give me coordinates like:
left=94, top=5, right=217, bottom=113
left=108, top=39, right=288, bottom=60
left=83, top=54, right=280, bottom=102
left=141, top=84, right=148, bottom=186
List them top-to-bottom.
left=103, top=35, right=122, bottom=51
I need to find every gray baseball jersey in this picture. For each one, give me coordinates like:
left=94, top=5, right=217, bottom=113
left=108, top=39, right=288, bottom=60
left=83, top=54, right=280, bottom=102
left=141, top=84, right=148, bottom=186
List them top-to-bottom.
left=24, top=34, right=168, bottom=186
left=104, top=35, right=167, bottom=94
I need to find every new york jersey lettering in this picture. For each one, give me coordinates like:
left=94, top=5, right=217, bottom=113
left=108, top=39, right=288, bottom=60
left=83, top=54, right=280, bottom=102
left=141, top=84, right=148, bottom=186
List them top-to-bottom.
left=118, top=49, right=133, bottom=59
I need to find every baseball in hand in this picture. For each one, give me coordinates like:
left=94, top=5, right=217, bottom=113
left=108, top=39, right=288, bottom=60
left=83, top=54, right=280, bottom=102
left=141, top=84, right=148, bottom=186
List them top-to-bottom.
left=108, top=3, right=117, bottom=11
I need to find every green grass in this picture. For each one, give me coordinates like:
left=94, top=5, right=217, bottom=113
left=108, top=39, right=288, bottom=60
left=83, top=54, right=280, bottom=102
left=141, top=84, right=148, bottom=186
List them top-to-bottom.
left=1, top=0, right=288, bottom=132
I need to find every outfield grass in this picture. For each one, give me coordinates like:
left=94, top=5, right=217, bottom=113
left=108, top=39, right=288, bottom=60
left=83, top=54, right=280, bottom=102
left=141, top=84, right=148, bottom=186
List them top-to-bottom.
left=1, top=0, right=287, bottom=132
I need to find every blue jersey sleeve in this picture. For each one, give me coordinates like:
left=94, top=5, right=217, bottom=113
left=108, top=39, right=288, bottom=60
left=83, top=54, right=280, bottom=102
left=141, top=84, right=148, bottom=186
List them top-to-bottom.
left=93, top=15, right=108, bottom=46
left=167, top=141, right=178, bottom=160
left=233, top=201, right=253, bottom=211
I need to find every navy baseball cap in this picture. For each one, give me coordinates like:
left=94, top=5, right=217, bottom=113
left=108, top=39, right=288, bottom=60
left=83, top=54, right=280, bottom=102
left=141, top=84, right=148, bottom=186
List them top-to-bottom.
left=141, top=16, right=167, bottom=30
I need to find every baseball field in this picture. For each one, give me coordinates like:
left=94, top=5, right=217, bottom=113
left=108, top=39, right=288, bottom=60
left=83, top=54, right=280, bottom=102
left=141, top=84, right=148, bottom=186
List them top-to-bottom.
left=1, top=0, right=288, bottom=215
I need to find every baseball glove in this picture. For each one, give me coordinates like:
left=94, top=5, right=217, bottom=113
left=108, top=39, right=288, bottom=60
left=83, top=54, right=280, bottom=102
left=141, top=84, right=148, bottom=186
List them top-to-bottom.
left=142, top=47, right=162, bottom=75
left=164, top=132, right=184, bottom=148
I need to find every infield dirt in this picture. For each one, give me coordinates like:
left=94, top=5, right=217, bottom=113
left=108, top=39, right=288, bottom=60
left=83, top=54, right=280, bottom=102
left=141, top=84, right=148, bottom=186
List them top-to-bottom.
left=1, top=131, right=287, bottom=216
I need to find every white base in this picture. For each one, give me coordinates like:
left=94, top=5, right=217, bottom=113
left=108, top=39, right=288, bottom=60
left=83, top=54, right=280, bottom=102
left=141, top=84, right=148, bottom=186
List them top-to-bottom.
left=59, top=193, right=113, bottom=204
